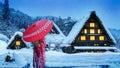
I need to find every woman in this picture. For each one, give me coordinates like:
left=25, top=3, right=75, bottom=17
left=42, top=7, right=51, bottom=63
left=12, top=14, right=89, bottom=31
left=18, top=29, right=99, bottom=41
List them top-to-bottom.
left=33, top=38, right=46, bottom=68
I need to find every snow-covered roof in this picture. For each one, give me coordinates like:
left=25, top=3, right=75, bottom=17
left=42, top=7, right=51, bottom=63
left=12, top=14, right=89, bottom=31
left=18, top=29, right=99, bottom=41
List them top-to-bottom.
left=63, top=11, right=116, bottom=46
left=62, top=12, right=91, bottom=45
left=52, top=22, right=65, bottom=37
left=45, top=23, right=65, bottom=44
left=103, top=23, right=116, bottom=44
left=7, top=31, right=32, bottom=47
left=7, top=31, right=23, bottom=46
left=45, top=34, right=64, bottom=44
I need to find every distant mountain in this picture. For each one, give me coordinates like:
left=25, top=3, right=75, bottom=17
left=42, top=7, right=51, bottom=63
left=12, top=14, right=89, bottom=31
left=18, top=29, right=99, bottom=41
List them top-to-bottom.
left=0, top=2, right=33, bottom=38
left=9, top=9, right=33, bottom=28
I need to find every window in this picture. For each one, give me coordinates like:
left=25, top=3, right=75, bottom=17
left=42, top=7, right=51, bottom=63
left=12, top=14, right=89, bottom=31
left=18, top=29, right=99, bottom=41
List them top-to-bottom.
left=90, top=22, right=95, bottom=27
left=84, top=29, right=87, bottom=33
left=90, top=29, right=95, bottom=34
left=98, top=29, right=101, bottom=34
left=80, top=36, right=86, bottom=40
left=90, top=36, right=95, bottom=40
left=99, top=36, right=104, bottom=41
left=16, top=41, right=21, bottom=46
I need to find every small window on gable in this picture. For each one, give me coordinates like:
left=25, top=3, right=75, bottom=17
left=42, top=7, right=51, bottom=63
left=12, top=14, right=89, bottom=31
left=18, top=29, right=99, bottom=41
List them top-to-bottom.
left=90, top=22, right=95, bottom=27
left=84, top=29, right=87, bottom=34
left=98, top=29, right=101, bottom=34
left=80, top=36, right=86, bottom=40
left=16, top=41, right=21, bottom=46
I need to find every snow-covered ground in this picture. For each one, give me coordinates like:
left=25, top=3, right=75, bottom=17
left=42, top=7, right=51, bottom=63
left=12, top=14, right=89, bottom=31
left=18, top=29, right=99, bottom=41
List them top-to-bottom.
left=0, top=32, right=120, bottom=68
left=0, top=40, right=120, bottom=68
left=0, top=40, right=33, bottom=67
left=1, top=50, right=120, bottom=68
left=46, top=51, right=120, bottom=68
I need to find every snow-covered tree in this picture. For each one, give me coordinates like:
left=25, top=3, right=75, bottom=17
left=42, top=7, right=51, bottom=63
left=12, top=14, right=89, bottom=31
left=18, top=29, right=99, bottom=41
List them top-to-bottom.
left=2, top=0, right=10, bottom=22
left=0, top=2, right=3, bottom=20
left=9, top=10, right=33, bottom=29
left=0, top=22, right=19, bottom=38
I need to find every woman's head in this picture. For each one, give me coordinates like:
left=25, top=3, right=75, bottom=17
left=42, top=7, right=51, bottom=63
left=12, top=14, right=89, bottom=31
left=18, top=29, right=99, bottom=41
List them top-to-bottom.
left=32, top=40, right=41, bottom=46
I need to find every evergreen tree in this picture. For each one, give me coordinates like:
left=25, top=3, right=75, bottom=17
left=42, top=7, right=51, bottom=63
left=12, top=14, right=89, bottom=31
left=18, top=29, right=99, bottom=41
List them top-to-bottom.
left=2, top=0, right=10, bottom=22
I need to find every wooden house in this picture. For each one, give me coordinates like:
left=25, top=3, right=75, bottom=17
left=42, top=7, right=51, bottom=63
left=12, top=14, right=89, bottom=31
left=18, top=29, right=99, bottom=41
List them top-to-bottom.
left=62, top=11, right=117, bottom=53
left=7, top=32, right=27, bottom=49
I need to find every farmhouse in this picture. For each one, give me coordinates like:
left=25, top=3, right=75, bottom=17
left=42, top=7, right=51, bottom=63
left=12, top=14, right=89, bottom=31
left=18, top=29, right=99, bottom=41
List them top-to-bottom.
left=62, top=11, right=117, bottom=53
left=7, top=32, right=27, bottom=49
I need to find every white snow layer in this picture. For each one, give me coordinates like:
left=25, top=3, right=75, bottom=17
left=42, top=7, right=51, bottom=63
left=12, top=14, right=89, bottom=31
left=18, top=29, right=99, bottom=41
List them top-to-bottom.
left=45, top=22, right=65, bottom=45
left=0, top=34, right=9, bottom=42
left=45, top=34, right=64, bottom=44
left=0, top=39, right=120, bottom=68
left=0, top=40, right=8, bottom=54
left=0, top=47, right=33, bottom=67
left=46, top=51, right=120, bottom=67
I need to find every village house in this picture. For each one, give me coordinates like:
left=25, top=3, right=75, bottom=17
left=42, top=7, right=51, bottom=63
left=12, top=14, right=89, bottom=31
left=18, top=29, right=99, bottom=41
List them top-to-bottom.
left=62, top=11, right=117, bottom=53
left=7, top=32, right=27, bottom=49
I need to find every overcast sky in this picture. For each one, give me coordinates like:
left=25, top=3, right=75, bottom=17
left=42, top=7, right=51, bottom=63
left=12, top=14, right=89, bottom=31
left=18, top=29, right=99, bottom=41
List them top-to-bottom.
left=1, top=0, right=120, bottom=29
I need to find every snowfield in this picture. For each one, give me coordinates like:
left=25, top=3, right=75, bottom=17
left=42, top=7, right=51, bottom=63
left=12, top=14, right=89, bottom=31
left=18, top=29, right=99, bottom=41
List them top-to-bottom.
left=0, top=33, right=120, bottom=68
left=0, top=39, right=120, bottom=68
left=0, top=40, right=8, bottom=54
left=1, top=49, right=120, bottom=68
left=46, top=51, right=120, bottom=68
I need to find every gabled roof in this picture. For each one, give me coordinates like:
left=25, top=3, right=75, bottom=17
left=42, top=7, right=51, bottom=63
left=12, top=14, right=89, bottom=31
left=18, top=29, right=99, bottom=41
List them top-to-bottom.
left=63, top=11, right=116, bottom=46
left=52, top=22, right=65, bottom=37
left=45, top=23, right=66, bottom=44
left=7, top=31, right=31, bottom=49
left=7, top=31, right=23, bottom=46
